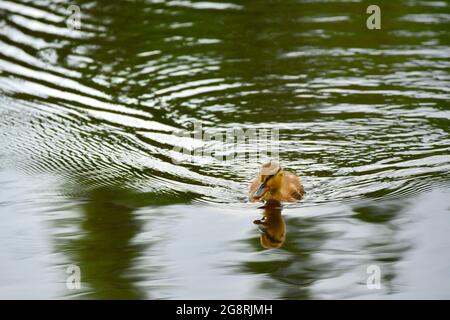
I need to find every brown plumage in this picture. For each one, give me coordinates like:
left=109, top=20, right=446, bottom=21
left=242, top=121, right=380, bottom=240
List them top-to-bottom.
left=249, top=161, right=304, bottom=203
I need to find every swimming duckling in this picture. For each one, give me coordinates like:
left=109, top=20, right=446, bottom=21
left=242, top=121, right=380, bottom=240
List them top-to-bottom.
left=249, top=161, right=304, bottom=203
left=253, top=200, right=285, bottom=249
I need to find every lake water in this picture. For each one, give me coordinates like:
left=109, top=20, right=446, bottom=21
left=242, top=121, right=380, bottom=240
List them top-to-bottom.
left=0, top=0, right=449, bottom=299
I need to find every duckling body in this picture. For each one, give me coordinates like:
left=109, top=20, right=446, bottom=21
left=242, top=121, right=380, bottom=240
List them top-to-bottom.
left=249, top=161, right=304, bottom=203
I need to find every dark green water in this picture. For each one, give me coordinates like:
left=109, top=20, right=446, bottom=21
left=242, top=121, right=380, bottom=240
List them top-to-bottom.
left=0, top=0, right=449, bottom=299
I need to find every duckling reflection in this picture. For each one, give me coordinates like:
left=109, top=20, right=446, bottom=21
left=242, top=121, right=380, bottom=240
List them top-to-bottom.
left=253, top=200, right=286, bottom=249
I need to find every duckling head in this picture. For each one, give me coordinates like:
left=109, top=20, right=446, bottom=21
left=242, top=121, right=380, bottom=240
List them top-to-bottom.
left=252, top=161, right=284, bottom=201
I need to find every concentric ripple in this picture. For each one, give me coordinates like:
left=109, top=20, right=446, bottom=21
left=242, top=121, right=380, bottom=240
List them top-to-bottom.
left=0, top=0, right=449, bottom=206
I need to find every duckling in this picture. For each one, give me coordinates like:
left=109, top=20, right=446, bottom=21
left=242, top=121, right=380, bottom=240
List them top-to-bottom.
left=249, top=161, right=304, bottom=203
left=253, top=200, right=285, bottom=249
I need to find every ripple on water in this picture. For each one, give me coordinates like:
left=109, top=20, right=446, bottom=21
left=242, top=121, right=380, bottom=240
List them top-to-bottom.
left=0, top=0, right=449, bottom=206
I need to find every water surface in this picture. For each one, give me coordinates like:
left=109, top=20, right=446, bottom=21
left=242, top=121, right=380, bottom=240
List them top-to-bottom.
left=0, top=0, right=449, bottom=299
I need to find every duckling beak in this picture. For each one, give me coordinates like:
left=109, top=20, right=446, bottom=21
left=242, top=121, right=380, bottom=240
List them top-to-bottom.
left=254, top=182, right=268, bottom=198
